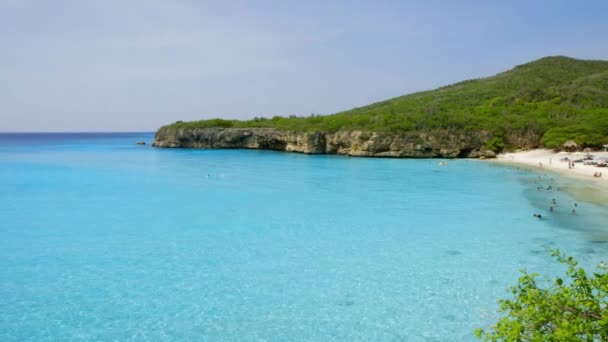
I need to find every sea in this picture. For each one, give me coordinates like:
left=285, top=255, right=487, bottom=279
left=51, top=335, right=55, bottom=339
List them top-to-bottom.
left=1, top=132, right=607, bottom=341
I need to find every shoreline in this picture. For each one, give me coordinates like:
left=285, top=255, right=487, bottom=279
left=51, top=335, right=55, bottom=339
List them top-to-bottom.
left=490, top=149, right=608, bottom=206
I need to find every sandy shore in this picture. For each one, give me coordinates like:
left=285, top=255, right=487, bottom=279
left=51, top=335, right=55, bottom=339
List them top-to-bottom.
left=495, top=150, right=608, bottom=192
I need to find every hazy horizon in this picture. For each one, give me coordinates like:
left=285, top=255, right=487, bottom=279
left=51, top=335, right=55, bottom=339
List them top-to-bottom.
left=2, top=0, right=608, bottom=132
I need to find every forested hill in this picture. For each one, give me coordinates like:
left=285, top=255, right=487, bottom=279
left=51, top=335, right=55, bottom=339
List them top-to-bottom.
left=159, top=56, right=608, bottom=150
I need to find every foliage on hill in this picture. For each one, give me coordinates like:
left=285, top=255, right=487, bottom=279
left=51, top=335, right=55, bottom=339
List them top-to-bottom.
left=163, top=57, right=608, bottom=150
left=476, top=250, right=608, bottom=341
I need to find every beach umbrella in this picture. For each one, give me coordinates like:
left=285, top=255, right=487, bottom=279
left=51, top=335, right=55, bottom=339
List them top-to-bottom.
left=562, top=140, right=578, bottom=152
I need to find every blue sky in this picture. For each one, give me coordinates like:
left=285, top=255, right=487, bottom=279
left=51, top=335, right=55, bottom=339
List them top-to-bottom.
left=2, top=0, right=607, bottom=131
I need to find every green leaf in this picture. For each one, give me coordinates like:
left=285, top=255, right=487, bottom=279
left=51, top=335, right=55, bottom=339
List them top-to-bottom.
left=475, top=249, right=608, bottom=341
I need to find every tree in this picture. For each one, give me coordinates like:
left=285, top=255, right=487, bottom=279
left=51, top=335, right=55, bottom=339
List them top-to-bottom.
left=476, top=250, right=608, bottom=341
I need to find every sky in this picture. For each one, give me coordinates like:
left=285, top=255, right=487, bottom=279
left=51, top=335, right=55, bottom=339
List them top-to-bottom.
left=1, top=0, right=608, bottom=132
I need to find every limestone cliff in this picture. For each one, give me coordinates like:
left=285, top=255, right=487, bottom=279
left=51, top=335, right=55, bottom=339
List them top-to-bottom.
left=152, top=127, right=508, bottom=158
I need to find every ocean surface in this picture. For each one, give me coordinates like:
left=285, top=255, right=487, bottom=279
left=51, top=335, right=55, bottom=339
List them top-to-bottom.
left=1, top=132, right=607, bottom=341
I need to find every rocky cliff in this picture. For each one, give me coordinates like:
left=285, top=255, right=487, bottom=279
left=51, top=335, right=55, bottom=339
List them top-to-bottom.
left=153, top=127, right=509, bottom=158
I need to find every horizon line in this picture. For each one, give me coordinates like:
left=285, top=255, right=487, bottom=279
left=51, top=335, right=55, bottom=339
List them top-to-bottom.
left=0, top=131, right=155, bottom=134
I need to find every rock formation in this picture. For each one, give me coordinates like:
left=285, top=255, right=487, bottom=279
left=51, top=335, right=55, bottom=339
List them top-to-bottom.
left=152, top=127, right=507, bottom=158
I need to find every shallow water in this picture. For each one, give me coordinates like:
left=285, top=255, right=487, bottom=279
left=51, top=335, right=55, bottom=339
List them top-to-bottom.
left=1, top=133, right=607, bottom=341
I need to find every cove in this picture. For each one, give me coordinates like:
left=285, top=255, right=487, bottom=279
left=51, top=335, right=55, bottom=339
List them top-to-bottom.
left=1, top=133, right=607, bottom=341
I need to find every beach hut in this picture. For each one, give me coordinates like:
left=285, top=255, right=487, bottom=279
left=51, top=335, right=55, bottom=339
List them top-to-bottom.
left=563, top=140, right=578, bottom=152
left=604, top=144, right=608, bottom=152
left=583, top=147, right=592, bottom=153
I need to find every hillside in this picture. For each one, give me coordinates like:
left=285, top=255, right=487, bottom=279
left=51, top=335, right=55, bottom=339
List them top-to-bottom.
left=157, top=56, right=608, bottom=153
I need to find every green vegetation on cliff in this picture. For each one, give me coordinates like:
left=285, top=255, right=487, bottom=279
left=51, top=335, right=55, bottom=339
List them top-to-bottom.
left=163, top=56, right=608, bottom=150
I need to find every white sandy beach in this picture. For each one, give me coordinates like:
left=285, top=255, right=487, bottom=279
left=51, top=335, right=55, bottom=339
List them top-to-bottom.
left=494, top=149, right=608, bottom=190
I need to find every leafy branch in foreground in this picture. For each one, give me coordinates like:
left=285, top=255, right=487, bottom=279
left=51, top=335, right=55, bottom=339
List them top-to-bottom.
left=475, top=250, right=608, bottom=341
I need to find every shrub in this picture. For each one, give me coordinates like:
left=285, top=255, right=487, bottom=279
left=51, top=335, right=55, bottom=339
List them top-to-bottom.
left=485, top=137, right=506, bottom=152
left=475, top=250, right=608, bottom=341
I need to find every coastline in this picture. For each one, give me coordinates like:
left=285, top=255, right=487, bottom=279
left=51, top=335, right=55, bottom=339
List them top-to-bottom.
left=152, top=127, right=499, bottom=158
left=490, top=149, right=608, bottom=206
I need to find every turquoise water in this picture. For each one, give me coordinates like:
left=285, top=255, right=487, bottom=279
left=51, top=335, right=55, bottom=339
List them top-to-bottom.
left=1, top=133, right=607, bottom=341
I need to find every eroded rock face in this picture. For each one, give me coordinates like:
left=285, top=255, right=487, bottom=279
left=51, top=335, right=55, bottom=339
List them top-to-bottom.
left=152, top=127, right=502, bottom=158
